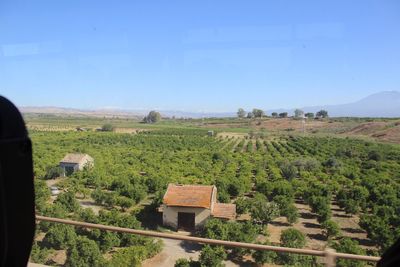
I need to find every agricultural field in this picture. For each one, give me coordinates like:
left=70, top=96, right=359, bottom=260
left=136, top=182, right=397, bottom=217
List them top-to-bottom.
left=29, top=116, right=400, bottom=267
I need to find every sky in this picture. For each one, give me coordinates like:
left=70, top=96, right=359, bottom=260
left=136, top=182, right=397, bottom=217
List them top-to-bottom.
left=0, top=0, right=399, bottom=112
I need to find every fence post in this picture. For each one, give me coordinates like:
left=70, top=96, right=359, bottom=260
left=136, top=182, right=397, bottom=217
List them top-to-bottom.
left=325, top=248, right=337, bottom=267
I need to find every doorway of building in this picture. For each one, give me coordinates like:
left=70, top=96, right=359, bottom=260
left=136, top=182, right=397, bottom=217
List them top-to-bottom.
left=178, top=212, right=195, bottom=231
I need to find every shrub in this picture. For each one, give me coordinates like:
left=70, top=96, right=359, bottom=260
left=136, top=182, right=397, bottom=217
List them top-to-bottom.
left=101, top=124, right=115, bottom=132
left=321, top=220, right=341, bottom=240
left=43, top=224, right=77, bottom=250
left=332, top=238, right=365, bottom=267
left=199, top=245, right=226, bottom=267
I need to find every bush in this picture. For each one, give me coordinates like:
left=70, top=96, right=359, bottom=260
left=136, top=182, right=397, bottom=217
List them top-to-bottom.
left=101, top=124, right=114, bottom=132
left=280, top=161, right=297, bottom=180
left=44, top=166, right=64, bottom=180
left=54, top=191, right=80, bottom=213
left=250, top=194, right=279, bottom=226
left=235, top=197, right=251, bottom=215
left=321, top=220, right=341, bottom=240
left=43, top=224, right=77, bottom=250
left=279, top=228, right=306, bottom=265
left=280, top=228, right=306, bottom=248
left=65, top=236, right=104, bottom=267
left=332, top=238, right=365, bottom=267
left=30, top=242, right=52, bottom=264
left=252, top=242, right=277, bottom=265
left=199, top=245, right=226, bottom=267
left=175, top=258, right=191, bottom=267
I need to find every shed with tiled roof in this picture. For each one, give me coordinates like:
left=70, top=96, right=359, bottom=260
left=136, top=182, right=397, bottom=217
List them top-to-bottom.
left=59, top=153, right=93, bottom=176
left=160, top=184, right=236, bottom=231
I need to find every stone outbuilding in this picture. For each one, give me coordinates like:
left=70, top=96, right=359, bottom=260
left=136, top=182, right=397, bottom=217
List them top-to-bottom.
left=59, top=153, right=94, bottom=176
left=160, top=184, right=236, bottom=231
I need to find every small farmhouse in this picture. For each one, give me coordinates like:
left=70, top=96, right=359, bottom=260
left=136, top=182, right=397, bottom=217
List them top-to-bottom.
left=59, top=153, right=94, bottom=176
left=160, top=184, right=236, bottom=231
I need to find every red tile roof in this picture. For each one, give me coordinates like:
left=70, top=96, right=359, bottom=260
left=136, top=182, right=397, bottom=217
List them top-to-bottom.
left=163, top=184, right=215, bottom=209
left=212, top=203, right=236, bottom=220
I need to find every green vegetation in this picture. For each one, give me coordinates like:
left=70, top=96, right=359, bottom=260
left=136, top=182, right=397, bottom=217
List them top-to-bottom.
left=143, top=110, right=162, bottom=123
left=29, top=120, right=400, bottom=265
left=101, top=123, right=115, bottom=132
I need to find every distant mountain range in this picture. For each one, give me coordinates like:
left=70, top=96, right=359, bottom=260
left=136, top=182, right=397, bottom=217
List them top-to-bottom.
left=19, top=91, right=400, bottom=118
left=268, top=91, right=400, bottom=118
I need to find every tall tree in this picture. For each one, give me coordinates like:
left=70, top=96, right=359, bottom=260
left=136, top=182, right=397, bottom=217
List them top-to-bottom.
left=237, top=108, right=246, bottom=118
left=252, top=108, right=265, bottom=118
left=294, top=109, right=304, bottom=118
left=316, top=110, right=329, bottom=118
left=143, top=111, right=162, bottom=123
left=279, top=112, right=288, bottom=118
left=250, top=193, right=279, bottom=226
left=65, top=236, right=104, bottom=267
left=199, top=245, right=226, bottom=267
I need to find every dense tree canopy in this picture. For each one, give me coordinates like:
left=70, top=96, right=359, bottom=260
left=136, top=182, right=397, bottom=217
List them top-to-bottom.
left=143, top=111, right=162, bottom=123
left=30, top=129, right=400, bottom=265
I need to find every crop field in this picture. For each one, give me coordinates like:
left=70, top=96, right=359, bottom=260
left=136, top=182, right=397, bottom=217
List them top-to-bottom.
left=28, top=117, right=400, bottom=267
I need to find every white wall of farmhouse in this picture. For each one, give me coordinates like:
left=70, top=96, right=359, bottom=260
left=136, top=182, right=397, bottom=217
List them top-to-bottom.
left=162, top=205, right=211, bottom=230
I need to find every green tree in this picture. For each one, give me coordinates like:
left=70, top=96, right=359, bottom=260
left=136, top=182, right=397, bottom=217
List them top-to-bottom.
left=237, top=108, right=246, bottom=118
left=252, top=108, right=265, bottom=118
left=294, top=109, right=304, bottom=118
left=316, top=110, right=329, bottom=118
left=143, top=111, right=162, bottom=123
left=247, top=112, right=254, bottom=119
left=271, top=112, right=278, bottom=118
left=279, top=112, right=288, bottom=118
left=305, top=112, right=314, bottom=119
left=101, top=123, right=115, bottom=132
left=280, top=161, right=297, bottom=181
left=44, top=166, right=64, bottom=180
left=34, top=179, right=51, bottom=212
left=337, top=186, right=369, bottom=215
left=54, top=191, right=80, bottom=213
left=250, top=194, right=280, bottom=226
left=117, top=196, right=135, bottom=211
left=309, top=196, right=332, bottom=223
left=235, top=197, right=251, bottom=215
left=274, top=197, right=299, bottom=225
left=359, top=214, right=396, bottom=252
left=203, top=219, right=229, bottom=240
left=321, top=220, right=341, bottom=240
left=228, top=221, right=259, bottom=258
left=43, top=224, right=77, bottom=250
left=279, top=228, right=307, bottom=265
left=280, top=228, right=306, bottom=248
left=99, top=231, right=121, bottom=252
left=65, top=236, right=104, bottom=267
left=332, top=238, right=365, bottom=267
left=252, top=241, right=277, bottom=265
left=30, top=242, right=51, bottom=264
left=199, top=245, right=226, bottom=267
left=175, top=258, right=192, bottom=267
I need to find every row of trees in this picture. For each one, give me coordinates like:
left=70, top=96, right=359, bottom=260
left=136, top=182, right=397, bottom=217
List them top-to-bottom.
left=237, top=108, right=329, bottom=119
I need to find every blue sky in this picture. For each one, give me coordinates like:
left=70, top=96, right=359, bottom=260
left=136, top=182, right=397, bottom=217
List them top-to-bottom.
left=0, top=0, right=399, bottom=112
